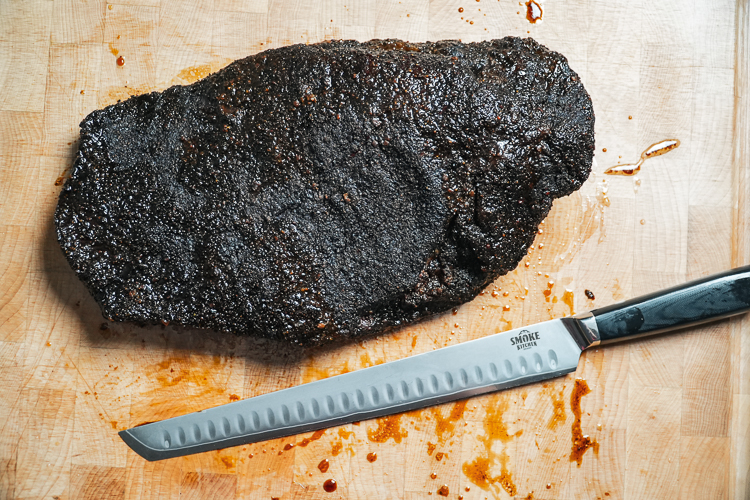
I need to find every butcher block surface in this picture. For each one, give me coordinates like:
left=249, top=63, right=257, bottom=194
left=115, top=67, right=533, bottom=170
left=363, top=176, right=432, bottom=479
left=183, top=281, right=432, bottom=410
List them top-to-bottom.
left=1, top=0, right=749, bottom=499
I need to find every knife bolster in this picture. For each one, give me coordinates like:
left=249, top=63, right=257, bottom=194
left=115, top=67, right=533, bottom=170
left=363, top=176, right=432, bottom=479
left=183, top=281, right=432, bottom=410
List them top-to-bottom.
left=561, top=312, right=601, bottom=350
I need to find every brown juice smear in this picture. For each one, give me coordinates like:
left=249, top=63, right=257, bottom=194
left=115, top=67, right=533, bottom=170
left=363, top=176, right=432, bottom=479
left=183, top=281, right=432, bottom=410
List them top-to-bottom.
left=525, top=0, right=542, bottom=22
left=176, top=64, right=213, bottom=84
left=604, top=139, right=680, bottom=176
left=55, top=168, right=70, bottom=186
left=543, top=281, right=554, bottom=301
left=562, top=290, right=575, bottom=316
left=303, top=361, right=351, bottom=383
left=569, top=379, right=599, bottom=466
left=543, top=384, right=566, bottom=430
left=461, top=395, right=520, bottom=496
left=431, top=400, right=468, bottom=445
left=367, top=414, right=408, bottom=443
left=337, top=428, right=354, bottom=440
left=298, top=429, right=326, bottom=447
left=331, top=441, right=343, bottom=456
left=427, top=442, right=437, bottom=455
left=366, top=452, right=377, bottom=462
left=435, top=452, right=445, bottom=461
left=220, top=455, right=236, bottom=470
left=318, top=459, right=330, bottom=473
left=323, top=479, right=337, bottom=492
left=437, top=484, right=450, bottom=496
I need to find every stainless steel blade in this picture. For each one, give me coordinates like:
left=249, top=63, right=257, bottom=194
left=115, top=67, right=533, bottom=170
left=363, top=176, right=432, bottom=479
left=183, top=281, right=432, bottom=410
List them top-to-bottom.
left=121, top=317, right=588, bottom=461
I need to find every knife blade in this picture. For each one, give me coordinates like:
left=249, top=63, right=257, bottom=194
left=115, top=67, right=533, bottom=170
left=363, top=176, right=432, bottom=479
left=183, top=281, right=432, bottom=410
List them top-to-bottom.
left=120, top=265, right=750, bottom=461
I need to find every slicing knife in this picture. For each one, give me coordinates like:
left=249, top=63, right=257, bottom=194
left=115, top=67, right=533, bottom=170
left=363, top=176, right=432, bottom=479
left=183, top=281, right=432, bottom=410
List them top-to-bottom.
left=120, top=266, right=750, bottom=461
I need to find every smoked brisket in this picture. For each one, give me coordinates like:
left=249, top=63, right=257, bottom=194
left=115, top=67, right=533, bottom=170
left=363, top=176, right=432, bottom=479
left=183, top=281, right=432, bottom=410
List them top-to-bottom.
left=55, top=37, right=595, bottom=345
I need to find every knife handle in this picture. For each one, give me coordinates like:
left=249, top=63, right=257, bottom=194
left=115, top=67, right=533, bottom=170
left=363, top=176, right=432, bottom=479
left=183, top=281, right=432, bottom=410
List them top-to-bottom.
left=590, top=265, right=750, bottom=344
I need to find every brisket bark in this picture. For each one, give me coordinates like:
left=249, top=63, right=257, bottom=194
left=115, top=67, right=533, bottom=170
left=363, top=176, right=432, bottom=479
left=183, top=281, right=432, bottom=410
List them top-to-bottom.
left=55, top=37, right=595, bottom=346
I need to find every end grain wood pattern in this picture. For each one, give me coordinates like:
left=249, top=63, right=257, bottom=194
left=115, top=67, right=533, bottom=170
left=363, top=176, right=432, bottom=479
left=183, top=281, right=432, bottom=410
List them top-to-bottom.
left=0, top=0, right=748, bottom=499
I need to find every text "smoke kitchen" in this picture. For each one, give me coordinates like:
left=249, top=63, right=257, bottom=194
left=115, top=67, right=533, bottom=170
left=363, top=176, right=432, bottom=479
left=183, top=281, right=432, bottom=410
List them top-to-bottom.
left=510, top=330, right=540, bottom=350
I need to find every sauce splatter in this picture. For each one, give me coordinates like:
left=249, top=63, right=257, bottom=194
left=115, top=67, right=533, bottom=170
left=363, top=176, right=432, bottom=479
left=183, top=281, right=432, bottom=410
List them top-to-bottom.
left=525, top=0, right=542, bottom=23
left=116, top=56, right=125, bottom=66
left=604, top=139, right=680, bottom=176
left=569, top=379, right=599, bottom=466
left=228, top=394, right=240, bottom=402
left=461, top=396, right=521, bottom=496
left=367, top=414, right=408, bottom=443
left=427, top=442, right=437, bottom=455
left=366, top=452, right=377, bottom=462
left=435, top=452, right=445, bottom=461
left=318, top=459, right=330, bottom=473
left=430, top=472, right=438, bottom=479
left=323, top=479, right=337, bottom=492
left=437, top=484, right=450, bottom=496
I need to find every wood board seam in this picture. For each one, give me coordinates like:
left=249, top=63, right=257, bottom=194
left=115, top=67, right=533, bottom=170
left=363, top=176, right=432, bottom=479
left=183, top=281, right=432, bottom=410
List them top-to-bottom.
left=730, top=1, right=750, bottom=500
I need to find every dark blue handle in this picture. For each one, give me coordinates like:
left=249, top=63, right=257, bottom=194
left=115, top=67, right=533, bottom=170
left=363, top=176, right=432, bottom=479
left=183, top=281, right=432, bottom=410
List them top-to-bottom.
left=592, top=265, right=750, bottom=344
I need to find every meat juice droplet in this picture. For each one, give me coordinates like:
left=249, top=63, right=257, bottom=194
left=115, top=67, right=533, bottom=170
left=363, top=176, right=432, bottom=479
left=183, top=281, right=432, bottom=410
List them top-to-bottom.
left=525, top=0, right=542, bottom=23
left=459, top=7, right=464, bottom=12
left=116, top=56, right=125, bottom=66
left=604, top=139, right=680, bottom=176
left=584, top=289, right=595, bottom=300
left=366, top=452, right=377, bottom=462
left=318, top=459, right=330, bottom=473
left=323, top=479, right=337, bottom=492
left=438, top=484, right=450, bottom=496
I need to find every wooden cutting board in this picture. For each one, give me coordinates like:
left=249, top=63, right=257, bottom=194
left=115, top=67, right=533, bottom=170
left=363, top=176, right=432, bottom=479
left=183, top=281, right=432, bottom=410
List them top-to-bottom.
left=1, top=0, right=749, bottom=498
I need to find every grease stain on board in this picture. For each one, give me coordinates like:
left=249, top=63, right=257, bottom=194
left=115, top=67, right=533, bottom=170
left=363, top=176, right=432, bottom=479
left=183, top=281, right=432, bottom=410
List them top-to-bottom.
left=542, top=383, right=567, bottom=430
left=461, top=395, right=521, bottom=496
left=431, top=400, right=468, bottom=446
left=367, top=414, right=408, bottom=444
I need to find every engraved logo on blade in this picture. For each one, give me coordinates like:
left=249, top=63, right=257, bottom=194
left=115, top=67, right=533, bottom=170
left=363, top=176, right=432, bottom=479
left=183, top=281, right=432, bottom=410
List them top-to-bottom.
left=509, top=329, right=540, bottom=350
